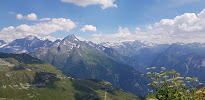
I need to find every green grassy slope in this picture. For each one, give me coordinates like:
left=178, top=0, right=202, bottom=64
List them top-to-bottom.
left=0, top=53, right=139, bottom=100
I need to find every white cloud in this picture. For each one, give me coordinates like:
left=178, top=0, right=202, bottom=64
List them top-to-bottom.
left=61, top=0, right=117, bottom=9
left=92, top=9, right=205, bottom=44
left=151, top=9, right=205, bottom=43
left=198, top=9, right=205, bottom=18
left=8, top=12, right=15, bottom=14
left=16, top=13, right=37, bottom=20
left=16, top=13, right=51, bottom=21
left=26, top=13, right=37, bottom=20
left=16, top=14, right=23, bottom=20
left=0, top=18, right=76, bottom=42
left=40, top=18, right=51, bottom=21
left=80, top=25, right=97, bottom=32
left=146, top=25, right=153, bottom=30
left=92, top=26, right=132, bottom=43
left=92, top=26, right=159, bottom=43
left=136, top=27, right=141, bottom=32
left=37, top=35, right=62, bottom=42
left=76, top=36, right=87, bottom=41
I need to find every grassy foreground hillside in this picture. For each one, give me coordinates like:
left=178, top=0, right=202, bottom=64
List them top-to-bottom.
left=0, top=52, right=139, bottom=100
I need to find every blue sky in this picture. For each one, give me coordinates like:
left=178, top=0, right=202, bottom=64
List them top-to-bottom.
left=1, top=0, right=205, bottom=43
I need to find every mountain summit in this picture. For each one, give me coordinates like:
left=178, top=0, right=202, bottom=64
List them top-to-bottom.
left=32, top=34, right=150, bottom=96
left=64, top=34, right=79, bottom=41
left=25, top=35, right=39, bottom=41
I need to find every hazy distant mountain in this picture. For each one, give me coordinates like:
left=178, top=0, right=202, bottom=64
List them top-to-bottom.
left=0, top=35, right=53, bottom=54
left=32, top=35, right=150, bottom=96
left=0, top=40, right=6, bottom=46
left=102, top=41, right=170, bottom=72
left=107, top=41, right=205, bottom=83
left=152, top=43, right=205, bottom=83
left=0, top=52, right=139, bottom=100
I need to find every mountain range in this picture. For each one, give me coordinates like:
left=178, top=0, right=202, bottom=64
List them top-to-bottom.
left=0, top=35, right=150, bottom=97
left=0, top=35, right=54, bottom=54
left=1, top=35, right=205, bottom=98
left=31, top=35, right=150, bottom=97
left=101, top=41, right=170, bottom=72
left=104, top=42, right=205, bottom=83
left=151, top=43, right=205, bottom=83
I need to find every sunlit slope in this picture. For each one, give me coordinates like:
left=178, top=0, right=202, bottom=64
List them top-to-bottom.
left=0, top=52, right=139, bottom=100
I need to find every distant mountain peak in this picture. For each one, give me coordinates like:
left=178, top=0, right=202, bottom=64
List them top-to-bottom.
left=61, top=34, right=80, bottom=44
left=64, top=34, right=78, bottom=40
left=25, top=35, right=39, bottom=41
left=0, top=40, right=6, bottom=46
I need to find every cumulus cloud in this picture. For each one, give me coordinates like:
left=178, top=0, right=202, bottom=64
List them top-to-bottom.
left=61, top=0, right=117, bottom=9
left=92, top=9, right=205, bottom=44
left=150, top=9, right=205, bottom=43
left=16, top=13, right=37, bottom=20
left=16, top=14, right=23, bottom=20
left=0, top=18, right=76, bottom=42
left=80, top=25, right=97, bottom=32
left=92, top=26, right=133, bottom=43
left=92, top=26, right=159, bottom=43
